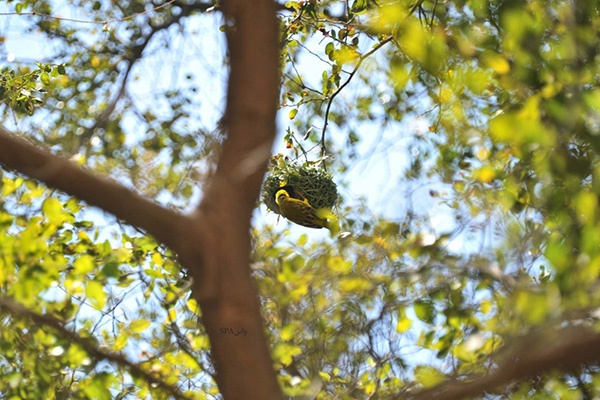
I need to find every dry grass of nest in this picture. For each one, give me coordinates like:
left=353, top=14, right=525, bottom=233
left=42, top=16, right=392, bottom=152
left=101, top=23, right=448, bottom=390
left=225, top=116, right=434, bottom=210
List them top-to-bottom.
left=262, top=164, right=338, bottom=215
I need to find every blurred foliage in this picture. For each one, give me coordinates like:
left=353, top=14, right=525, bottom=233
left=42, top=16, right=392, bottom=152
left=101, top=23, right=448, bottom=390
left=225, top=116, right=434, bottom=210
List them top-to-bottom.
left=1, top=0, right=600, bottom=398
left=1, top=0, right=219, bottom=208
left=0, top=173, right=208, bottom=398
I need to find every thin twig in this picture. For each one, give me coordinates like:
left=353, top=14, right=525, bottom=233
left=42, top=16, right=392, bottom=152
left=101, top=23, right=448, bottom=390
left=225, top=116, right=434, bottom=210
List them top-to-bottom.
left=0, top=0, right=178, bottom=26
left=408, top=0, right=426, bottom=17
left=319, top=36, right=393, bottom=157
left=0, top=296, right=193, bottom=400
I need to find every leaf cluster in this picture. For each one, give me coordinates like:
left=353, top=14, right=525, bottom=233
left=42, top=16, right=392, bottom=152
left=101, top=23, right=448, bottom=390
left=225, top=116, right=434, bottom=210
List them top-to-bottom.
left=0, top=63, right=65, bottom=115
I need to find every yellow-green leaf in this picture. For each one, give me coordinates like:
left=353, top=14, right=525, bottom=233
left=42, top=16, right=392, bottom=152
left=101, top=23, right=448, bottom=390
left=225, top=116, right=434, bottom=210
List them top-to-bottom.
left=482, top=51, right=510, bottom=74
left=42, top=197, right=64, bottom=225
left=297, top=234, right=308, bottom=246
left=73, top=255, right=95, bottom=274
left=327, top=256, right=352, bottom=273
left=339, top=277, right=371, bottom=293
left=86, top=281, right=106, bottom=309
left=414, top=301, right=434, bottom=323
left=167, top=308, right=177, bottom=322
left=396, top=316, right=412, bottom=333
left=130, top=319, right=151, bottom=333
left=280, top=323, right=297, bottom=341
left=113, top=335, right=128, bottom=351
left=273, top=343, right=302, bottom=366
left=414, top=366, right=445, bottom=387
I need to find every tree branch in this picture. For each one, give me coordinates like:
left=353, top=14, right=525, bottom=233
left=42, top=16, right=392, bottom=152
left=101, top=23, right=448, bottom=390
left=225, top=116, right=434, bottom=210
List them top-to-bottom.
left=0, top=0, right=282, bottom=398
left=179, top=0, right=282, bottom=398
left=79, top=1, right=215, bottom=147
left=0, top=126, right=187, bottom=250
left=0, top=296, right=192, bottom=400
left=402, top=325, right=600, bottom=400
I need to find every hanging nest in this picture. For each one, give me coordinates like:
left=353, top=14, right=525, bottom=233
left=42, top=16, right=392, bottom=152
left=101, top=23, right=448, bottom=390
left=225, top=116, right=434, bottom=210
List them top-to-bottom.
left=262, top=162, right=338, bottom=215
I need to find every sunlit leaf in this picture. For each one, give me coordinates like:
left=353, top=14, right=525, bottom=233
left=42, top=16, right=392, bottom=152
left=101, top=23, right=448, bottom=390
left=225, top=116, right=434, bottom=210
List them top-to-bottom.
left=73, top=254, right=95, bottom=274
left=85, top=281, right=107, bottom=309
left=130, top=319, right=151, bottom=333
left=414, top=366, right=445, bottom=387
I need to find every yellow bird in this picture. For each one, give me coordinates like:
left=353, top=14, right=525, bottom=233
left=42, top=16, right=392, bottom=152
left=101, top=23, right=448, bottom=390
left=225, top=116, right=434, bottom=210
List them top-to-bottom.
left=275, top=189, right=328, bottom=229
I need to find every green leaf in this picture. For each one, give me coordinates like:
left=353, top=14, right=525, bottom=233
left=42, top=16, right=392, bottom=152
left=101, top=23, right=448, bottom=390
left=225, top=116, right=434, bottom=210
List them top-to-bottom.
left=351, top=0, right=368, bottom=13
left=285, top=1, right=300, bottom=11
left=325, top=42, right=335, bottom=58
left=40, top=72, right=50, bottom=85
left=289, top=108, right=298, bottom=120
left=2, top=176, right=22, bottom=196
left=297, top=234, right=307, bottom=246
left=73, top=255, right=95, bottom=274
left=326, top=256, right=352, bottom=273
left=339, top=277, right=371, bottom=292
left=514, top=289, right=553, bottom=325
left=414, top=301, right=434, bottom=323
left=396, top=307, right=412, bottom=333
left=280, top=323, right=298, bottom=341
left=113, top=335, right=128, bottom=351
left=273, top=343, right=302, bottom=366
left=66, top=345, right=89, bottom=367
left=414, top=366, right=445, bottom=387
left=82, top=373, right=114, bottom=400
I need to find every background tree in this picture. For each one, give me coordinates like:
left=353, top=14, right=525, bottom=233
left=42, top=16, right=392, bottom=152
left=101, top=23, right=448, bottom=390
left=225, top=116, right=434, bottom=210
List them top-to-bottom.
left=1, top=0, right=600, bottom=399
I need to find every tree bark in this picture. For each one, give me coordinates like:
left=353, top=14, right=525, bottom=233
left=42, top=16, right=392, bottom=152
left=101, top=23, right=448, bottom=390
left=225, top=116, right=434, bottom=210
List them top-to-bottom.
left=184, top=0, right=281, bottom=397
left=0, top=129, right=186, bottom=250
left=403, top=325, right=600, bottom=400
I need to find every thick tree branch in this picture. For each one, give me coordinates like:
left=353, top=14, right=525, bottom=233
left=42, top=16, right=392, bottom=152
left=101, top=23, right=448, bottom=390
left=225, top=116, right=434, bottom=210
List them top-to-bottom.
left=180, top=0, right=281, bottom=398
left=0, top=127, right=187, bottom=250
left=402, top=325, right=600, bottom=400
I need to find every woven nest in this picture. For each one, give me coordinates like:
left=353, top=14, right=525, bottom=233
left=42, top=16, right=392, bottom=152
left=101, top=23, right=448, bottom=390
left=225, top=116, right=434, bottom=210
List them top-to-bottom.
left=262, top=164, right=338, bottom=215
